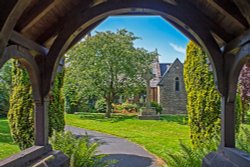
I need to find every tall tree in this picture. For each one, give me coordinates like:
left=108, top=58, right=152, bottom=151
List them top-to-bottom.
left=64, top=29, right=156, bottom=118
left=183, top=41, right=221, bottom=147
left=239, top=64, right=250, bottom=123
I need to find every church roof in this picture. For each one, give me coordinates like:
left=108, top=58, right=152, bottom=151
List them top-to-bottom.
left=158, top=58, right=183, bottom=86
left=160, top=63, right=171, bottom=77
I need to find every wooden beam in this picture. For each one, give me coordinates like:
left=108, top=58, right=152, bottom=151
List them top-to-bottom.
left=0, top=0, right=31, bottom=57
left=17, top=0, right=54, bottom=31
left=20, top=0, right=56, bottom=33
left=35, top=0, right=94, bottom=44
left=183, top=0, right=234, bottom=42
left=214, top=0, right=249, bottom=28
left=233, top=0, right=250, bottom=25
left=35, top=17, right=64, bottom=44
left=68, top=19, right=105, bottom=49
left=223, top=29, right=250, bottom=54
left=10, top=31, right=49, bottom=56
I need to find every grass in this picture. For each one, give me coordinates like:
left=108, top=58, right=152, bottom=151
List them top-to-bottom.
left=65, top=113, right=191, bottom=162
left=0, top=118, right=20, bottom=159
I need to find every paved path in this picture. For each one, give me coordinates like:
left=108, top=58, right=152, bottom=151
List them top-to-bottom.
left=65, top=126, right=160, bottom=167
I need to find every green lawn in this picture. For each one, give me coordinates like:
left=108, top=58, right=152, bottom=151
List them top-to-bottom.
left=66, top=113, right=191, bottom=162
left=0, top=118, right=20, bottom=159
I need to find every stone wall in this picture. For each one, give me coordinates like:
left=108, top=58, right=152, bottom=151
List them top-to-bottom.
left=159, top=59, right=187, bottom=114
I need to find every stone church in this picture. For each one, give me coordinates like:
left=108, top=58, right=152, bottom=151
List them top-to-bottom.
left=150, top=57, right=187, bottom=114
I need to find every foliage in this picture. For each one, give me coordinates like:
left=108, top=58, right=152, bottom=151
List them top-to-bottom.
left=64, top=29, right=157, bottom=117
left=183, top=41, right=221, bottom=147
left=8, top=60, right=34, bottom=150
left=0, top=61, right=12, bottom=117
left=239, top=64, right=250, bottom=122
left=48, top=70, right=65, bottom=136
left=235, top=93, right=243, bottom=133
left=94, top=98, right=107, bottom=113
left=151, top=101, right=162, bottom=114
left=114, top=102, right=139, bottom=113
left=66, top=113, right=190, bottom=163
left=167, top=125, right=250, bottom=167
left=237, top=126, right=250, bottom=154
left=50, top=131, right=112, bottom=167
left=166, top=138, right=219, bottom=167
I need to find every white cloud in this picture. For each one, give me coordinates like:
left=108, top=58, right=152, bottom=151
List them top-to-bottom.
left=169, top=43, right=186, bottom=54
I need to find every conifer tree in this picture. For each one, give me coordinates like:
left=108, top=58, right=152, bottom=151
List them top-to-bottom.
left=184, top=41, right=221, bottom=147
left=8, top=60, right=34, bottom=149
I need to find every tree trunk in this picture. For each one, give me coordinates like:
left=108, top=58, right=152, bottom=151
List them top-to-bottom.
left=105, top=99, right=112, bottom=118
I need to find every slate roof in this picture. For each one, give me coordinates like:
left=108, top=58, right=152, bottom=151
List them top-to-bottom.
left=159, top=63, right=171, bottom=77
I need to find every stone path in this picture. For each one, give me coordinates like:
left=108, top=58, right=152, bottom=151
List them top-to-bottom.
left=65, top=126, right=160, bottom=167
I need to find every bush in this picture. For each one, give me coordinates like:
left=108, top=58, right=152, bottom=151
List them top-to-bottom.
left=95, top=98, right=107, bottom=113
left=151, top=101, right=162, bottom=114
left=113, top=102, right=139, bottom=113
left=50, top=131, right=114, bottom=167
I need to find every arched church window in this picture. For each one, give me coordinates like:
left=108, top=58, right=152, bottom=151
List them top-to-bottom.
left=175, top=77, right=180, bottom=91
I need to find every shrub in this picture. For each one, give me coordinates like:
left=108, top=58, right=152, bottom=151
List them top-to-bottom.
left=95, top=98, right=107, bottom=113
left=151, top=101, right=162, bottom=114
left=113, top=102, right=139, bottom=113
left=121, top=102, right=138, bottom=112
left=50, top=131, right=113, bottom=167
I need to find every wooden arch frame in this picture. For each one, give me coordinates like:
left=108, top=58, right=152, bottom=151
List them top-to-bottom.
left=44, top=0, right=224, bottom=97
left=227, top=43, right=250, bottom=102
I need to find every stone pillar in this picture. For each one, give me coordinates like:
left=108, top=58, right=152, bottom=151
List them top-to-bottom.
left=34, top=97, right=49, bottom=146
left=221, top=97, right=235, bottom=148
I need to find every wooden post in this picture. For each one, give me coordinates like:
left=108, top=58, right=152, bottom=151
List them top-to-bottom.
left=221, top=96, right=235, bottom=148
left=34, top=97, right=49, bottom=146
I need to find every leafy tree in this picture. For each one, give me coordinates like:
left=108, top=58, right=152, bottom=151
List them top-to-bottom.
left=64, top=30, right=156, bottom=117
left=183, top=41, right=221, bottom=147
left=0, top=60, right=12, bottom=117
left=8, top=60, right=65, bottom=149
left=239, top=64, right=250, bottom=123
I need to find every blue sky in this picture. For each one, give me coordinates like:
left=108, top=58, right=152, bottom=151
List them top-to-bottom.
left=91, top=16, right=189, bottom=63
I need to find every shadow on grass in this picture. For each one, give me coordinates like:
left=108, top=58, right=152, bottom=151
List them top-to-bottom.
left=75, top=113, right=188, bottom=124
left=78, top=113, right=137, bottom=123
left=160, top=115, right=188, bottom=125
left=0, top=118, right=17, bottom=145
